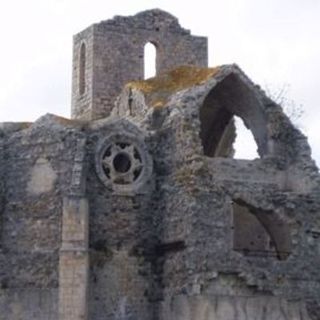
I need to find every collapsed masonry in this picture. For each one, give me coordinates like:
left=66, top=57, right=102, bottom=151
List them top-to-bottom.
left=0, top=8, right=319, bottom=320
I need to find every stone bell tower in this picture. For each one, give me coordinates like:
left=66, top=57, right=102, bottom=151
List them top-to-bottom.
left=71, top=9, right=208, bottom=120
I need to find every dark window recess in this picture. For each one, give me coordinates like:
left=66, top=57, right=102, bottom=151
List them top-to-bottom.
left=79, top=42, right=86, bottom=95
left=113, top=153, right=131, bottom=173
left=232, top=201, right=291, bottom=260
left=306, top=229, right=320, bottom=239
left=155, top=240, right=186, bottom=256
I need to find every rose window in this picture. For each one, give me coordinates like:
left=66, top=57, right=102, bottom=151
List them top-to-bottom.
left=95, top=131, right=153, bottom=194
left=102, top=142, right=143, bottom=185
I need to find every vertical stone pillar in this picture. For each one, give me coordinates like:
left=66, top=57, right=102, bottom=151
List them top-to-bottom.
left=0, top=138, right=4, bottom=247
left=59, top=138, right=89, bottom=320
left=59, top=197, right=89, bottom=320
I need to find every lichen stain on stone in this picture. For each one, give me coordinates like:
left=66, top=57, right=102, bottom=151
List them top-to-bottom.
left=126, top=65, right=220, bottom=107
left=50, top=114, right=85, bottom=127
left=27, top=157, right=57, bottom=195
left=11, top=302, right=24, bottom=320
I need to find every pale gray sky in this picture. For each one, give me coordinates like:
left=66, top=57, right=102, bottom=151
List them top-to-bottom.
left=0, top=0, right=319, bottom=165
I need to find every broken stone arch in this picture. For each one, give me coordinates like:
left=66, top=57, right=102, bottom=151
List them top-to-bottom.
left=119, top=65, right=307, bottom=168
left=196, top=66, right=301, bottom=162
left=200, top=72, right=269, bottom=158
left=200, top=74, right=268, bottom=156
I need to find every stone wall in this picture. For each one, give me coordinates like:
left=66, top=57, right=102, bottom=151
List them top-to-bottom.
left=0, top=9, right=319, bottom=320
left=110, top=64, right=320, bottom=319
left=1, top=84, right=320, bottom=319
left=0, top=115, right=84, bottom=320
left=85, top=119, right=156, bottom=320
left=0, top=133, right=4, bottom=248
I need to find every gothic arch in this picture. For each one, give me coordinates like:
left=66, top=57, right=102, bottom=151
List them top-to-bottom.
left=200, top=73, right=269, bottom=158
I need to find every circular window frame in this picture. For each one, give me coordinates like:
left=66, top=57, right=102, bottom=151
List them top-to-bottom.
left=95, top=132, right=153, bottom=194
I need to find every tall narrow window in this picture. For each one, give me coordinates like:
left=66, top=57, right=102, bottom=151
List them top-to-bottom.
left=79, top=42, right=86, bottom=95
left=144, top=42, right=156, bottom=79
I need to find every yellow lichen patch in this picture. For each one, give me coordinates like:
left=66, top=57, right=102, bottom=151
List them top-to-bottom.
left=126, top=65, right=220, bottom=108
left=153, top=101, right=165, bottom=108
left=51, top=115, right=86, bottom=127
left=18, top=122, right=33, bottom=130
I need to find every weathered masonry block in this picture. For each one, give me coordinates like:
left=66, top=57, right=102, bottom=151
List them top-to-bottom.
left=0, top=8, right=320, bottom=320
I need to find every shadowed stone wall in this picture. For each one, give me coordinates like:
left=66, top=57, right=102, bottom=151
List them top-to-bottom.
left=0, top=117, right=83, bottom=320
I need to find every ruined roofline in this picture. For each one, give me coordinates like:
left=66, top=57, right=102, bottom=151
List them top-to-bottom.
left=73, top=8, right=195, bottom=42
left=96, top=8, right=191, bottom=34
left=116, top=63, right=315, bottom=169
left=0, top=64, right=276, bottom=135
left=125, top=64, right=271, bottom=109
left=127, top=64, right=265, bottom=93
left=0, top=114, right=87, bottom=136
left=0, top=122, right=32, bottom=135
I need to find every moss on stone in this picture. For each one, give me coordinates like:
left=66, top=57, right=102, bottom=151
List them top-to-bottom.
left=126, top=65, right=220, bottom=108
left=51, top=115, right=86, bottom=127
left=18, top=122, right=33, bottom=130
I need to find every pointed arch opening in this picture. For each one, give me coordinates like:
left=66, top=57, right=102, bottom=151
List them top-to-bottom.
left=79, top=42, right=86, bottom=95
left=144, top=42, right=157, bottom=79
left=199, top=73, right=269, bottom=159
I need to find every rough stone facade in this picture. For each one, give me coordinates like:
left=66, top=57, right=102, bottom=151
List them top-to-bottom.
left=0, top=8, right=320, bottom=320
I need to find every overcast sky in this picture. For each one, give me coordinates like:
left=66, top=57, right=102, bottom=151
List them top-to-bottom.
left=0, top=0, right=319, bottom=165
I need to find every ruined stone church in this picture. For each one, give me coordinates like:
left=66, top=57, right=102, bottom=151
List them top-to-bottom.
left=0, top=8, right=319, bottom=320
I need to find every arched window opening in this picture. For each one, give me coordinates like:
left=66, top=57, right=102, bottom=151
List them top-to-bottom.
left=79, top=42, right=86, bottom=95
left=144, top=42, right=157, bottom=79
left=199, top=74, right=269, bottom=159
left=199, top=95, right=234, bottom=157
left=233, top=116, right=259, bottom=159
left=232, top=200, right=291, bottom=260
